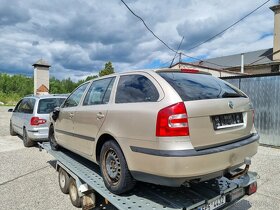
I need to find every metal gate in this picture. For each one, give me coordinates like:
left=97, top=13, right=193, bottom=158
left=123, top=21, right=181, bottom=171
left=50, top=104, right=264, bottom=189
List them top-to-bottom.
left=223, top=74, right=280, bottom=147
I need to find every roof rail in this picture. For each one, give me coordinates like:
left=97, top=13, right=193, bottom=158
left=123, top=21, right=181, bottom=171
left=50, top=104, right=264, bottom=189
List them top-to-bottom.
left=155, top=68, right=212, bottom=75
left=50, top=94, right=70, bottom=97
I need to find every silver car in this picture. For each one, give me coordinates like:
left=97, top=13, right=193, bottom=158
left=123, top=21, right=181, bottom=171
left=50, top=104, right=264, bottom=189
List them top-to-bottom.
left=9, top=94, right=67, bottom=147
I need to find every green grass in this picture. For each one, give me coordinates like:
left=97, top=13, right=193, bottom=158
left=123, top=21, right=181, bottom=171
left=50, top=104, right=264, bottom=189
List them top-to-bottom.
left=0, top=92, right=21, bottom=106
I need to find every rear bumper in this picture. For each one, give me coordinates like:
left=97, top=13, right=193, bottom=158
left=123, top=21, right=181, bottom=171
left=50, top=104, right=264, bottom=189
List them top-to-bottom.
left=27, top=127, right=49, bottom=141
left=128, top=133, right=259, bottom=186
left=131, top=133, right=259, bottom=157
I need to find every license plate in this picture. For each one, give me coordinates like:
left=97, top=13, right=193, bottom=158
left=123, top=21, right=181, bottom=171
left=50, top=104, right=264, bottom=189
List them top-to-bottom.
left=212, top=113, right=243, bottom=130
left=228, top=187, right=245, bottom=202
left=198, top=196, right=226, bottom=210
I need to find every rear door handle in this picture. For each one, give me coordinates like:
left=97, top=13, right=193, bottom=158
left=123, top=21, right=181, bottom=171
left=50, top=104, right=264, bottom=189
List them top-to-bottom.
left=96, top=112, right=105, bottom=119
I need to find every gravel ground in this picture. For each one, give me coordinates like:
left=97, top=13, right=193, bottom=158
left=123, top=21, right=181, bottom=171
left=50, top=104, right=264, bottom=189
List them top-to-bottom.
left=0, top=106, right=280, bottom=210
left=0, top=106, right=76, bottom=210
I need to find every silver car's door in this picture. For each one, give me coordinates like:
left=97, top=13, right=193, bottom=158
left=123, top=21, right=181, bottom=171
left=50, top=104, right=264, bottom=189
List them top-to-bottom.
left=73, top=77, right=116, bottom=156
left=55, top=83, right=89, bottom=151
left=14, top=98, right=35, bottom=135
left=11, top=99, right=23, bottom=133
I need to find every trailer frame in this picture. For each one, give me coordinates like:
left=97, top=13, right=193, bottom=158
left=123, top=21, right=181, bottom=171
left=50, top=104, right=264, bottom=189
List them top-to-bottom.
left=39, top=142, right=257, bottom=210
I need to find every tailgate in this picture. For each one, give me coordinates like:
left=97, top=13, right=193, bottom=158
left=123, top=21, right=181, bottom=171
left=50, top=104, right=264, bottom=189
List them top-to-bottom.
left=186, top=98, right=254, bottom=149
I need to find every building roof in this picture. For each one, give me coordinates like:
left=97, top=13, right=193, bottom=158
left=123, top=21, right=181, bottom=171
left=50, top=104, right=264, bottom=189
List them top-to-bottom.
left=270, top=4, right=280, bottom=12
left=193, top=48, right=275, bottom=69
left=32, top=59, right=51, bottom=67
left=170, top=61, right=248, bottom=75
left=36, top=84, right=49, bottom=93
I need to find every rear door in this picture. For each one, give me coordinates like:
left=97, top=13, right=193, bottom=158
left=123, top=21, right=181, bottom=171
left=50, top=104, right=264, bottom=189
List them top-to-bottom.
left=158, top=72, right=254, bottom=149
left=73, top=77, right=116, bottom=156
left=55, top=83, right=89, bottom=149
left=15, top=98, right=35, bottom=135
left=11, top=99, right=23, bottom=133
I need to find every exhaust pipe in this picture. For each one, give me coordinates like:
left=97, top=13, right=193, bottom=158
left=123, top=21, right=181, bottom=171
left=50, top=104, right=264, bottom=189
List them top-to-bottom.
left=225, top=157, right=251, bottom=180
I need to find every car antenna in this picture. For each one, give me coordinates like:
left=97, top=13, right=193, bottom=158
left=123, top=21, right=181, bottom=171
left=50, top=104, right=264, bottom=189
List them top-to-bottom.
left=169, top=36, right=184, bottom=68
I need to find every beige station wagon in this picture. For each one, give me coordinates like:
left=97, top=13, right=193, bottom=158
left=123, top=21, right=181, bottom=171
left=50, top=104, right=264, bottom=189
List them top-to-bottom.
left=49, top=69, right=259, bottom=194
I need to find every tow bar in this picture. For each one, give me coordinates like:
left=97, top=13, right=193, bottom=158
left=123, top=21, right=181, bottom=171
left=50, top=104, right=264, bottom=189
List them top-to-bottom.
left=225, top=157, right=251, bottom=180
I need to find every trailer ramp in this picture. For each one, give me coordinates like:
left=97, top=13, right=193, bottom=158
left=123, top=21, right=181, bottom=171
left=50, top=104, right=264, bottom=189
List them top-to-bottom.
left=40, top=142, right=257, bottom=210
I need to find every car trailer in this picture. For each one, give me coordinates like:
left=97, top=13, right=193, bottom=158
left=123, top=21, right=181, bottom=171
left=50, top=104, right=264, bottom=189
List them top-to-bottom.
left=39, top=142, right=258, bottom=210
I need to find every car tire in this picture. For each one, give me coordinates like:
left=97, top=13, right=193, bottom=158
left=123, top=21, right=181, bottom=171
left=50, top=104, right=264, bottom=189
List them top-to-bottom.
left=9, top=121, right=17, bottom=136
left=49, top=125, right=59, bottom=151
left=23, top=128, right=35, bottom=147
left=100, top=140, right=136, bottom=194
left=58, top=168, right=70, bottom=194
left=69, top=177, right=82, bottom=208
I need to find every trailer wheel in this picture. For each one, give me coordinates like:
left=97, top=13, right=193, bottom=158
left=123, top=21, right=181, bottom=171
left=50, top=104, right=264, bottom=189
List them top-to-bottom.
left=49, top=125, right=59, bottom=150
left=23, top=128, right=34, bottom=147
left=100, top=140, right=136, bottom=194
left=58, top=168, right=70, bottom=194
left=69, top=177, right=82, bottom=208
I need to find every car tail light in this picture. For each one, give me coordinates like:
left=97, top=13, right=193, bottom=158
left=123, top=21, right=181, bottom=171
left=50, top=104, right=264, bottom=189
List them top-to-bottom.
left=156, top=102, right=189, bottom=137
left=30, top=117, right=47, bottom=126
left=246, top=181, right=257, bottom=195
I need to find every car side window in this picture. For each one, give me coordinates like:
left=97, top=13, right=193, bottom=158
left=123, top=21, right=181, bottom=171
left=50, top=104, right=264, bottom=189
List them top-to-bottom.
left=115, top=74, right=159, bottom=103
left=83, top=77, right=115, bottom=106
left=103, top=77, right=116, bottom=104
left=63, top=83, right=89, bottom=108
left=18, top=98, right=35, bottom=114
left=14, top=99, right=23, bottom=112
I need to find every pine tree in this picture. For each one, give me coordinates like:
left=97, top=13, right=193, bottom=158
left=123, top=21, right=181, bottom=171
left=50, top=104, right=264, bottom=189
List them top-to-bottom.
left=99, top=61, right=115, bottom=77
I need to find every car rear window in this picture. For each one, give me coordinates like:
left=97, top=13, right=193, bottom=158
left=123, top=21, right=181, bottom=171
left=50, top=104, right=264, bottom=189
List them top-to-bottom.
left=158, top=72, right=246, bottom=101
left=37, top=98, right=66, bottom=114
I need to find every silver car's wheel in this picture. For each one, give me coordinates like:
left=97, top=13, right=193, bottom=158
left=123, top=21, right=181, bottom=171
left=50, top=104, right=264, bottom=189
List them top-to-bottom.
left=9, top=121, right=16, bottom=136
left=23, top=128, right=34, bottom=147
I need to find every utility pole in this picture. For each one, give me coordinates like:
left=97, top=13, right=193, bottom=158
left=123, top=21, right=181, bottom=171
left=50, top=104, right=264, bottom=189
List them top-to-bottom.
left=179, top=52, right=182, bottom=63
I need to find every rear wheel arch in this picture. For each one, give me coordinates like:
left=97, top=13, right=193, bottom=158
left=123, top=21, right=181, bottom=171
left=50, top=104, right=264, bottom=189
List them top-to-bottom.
left=10, top=120, right=16, bottom=136
left=49, top=123, right=54, bottom=130
left=49, top=123, right=59, bottom=150
left=49, top=123, right=55, bottom=137
left=23, top=125, right=28, bottom=135
left=22, top=126, right=34, bottom=147
left=96, top=134, right=122, bottom=163
left=98, top=135, right=136, bottom=194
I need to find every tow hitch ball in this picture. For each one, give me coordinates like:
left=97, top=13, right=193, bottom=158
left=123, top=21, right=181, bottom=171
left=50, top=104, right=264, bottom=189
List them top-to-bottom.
left=225, top=157, right=251, bottom=180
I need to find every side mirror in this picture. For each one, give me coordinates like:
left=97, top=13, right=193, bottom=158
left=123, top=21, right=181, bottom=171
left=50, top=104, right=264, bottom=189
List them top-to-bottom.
left=52, top=107, right=60, bottom=121
left=8, top=108, right=13, bottom=112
